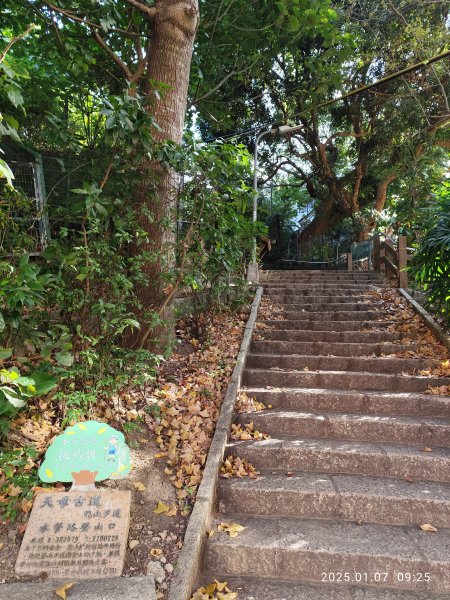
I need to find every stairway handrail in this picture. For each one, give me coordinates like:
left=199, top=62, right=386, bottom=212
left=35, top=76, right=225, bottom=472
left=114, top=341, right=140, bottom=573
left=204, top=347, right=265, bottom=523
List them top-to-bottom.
left=372, top=233, right=409, bottom=288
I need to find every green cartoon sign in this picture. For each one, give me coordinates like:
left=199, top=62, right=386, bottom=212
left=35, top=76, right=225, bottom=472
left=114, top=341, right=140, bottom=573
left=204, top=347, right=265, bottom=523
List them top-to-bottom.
left=38, top=421, right=131, bottom=485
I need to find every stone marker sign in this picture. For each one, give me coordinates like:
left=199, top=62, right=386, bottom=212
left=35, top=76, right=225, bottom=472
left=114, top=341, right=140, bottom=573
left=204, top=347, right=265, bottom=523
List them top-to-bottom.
left=15, top=490, right=131, bottom=579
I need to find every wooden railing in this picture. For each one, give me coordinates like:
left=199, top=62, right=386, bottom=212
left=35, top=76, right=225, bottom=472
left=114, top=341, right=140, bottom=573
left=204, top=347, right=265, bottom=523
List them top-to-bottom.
left=373, top=234, right=410, bottom=288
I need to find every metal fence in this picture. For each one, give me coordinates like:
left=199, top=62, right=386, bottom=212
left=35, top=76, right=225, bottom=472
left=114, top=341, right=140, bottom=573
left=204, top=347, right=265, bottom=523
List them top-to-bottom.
left=8, top=158, right=50, bottom=253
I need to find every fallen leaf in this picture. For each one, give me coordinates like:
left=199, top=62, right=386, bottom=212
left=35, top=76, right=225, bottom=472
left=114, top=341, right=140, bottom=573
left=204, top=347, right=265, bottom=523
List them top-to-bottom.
left=422, top=447, right=433, bottom=452
left=220, top=455, right=260, bottom=479
left=133, top=482, right=146, bottom=491
left=7, top=484, right=22, bottom=497
left=21, top=498, right=33, bottom=513
left=153, top=501, right=170, bottom=514
left=153, top=501, right=177, bottom=516
left=218, top=522, right=247, bottom=538
left=420, top=523, right=438, bottom=533
left=0, top=543, right=3, bottom=550
left=150, top=548, right=163, bottom=556
left=190, top=580, right=238, bottom=600
left=55, top=582, right=75, bottom=599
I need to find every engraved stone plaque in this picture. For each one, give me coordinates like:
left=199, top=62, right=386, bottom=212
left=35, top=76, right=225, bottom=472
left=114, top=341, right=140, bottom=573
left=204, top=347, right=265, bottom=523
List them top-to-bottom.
left=15, top=490, right=131, bottom=580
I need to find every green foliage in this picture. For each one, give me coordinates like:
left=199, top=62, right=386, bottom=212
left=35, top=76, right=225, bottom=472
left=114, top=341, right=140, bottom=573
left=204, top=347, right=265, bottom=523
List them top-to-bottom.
left=0, top=25, right=33, bottom=185
left=174, top=141, right=265, bottom=312
left=259, top=179, right=312, bottom=263
left=410, top=183, right=450, bottom=326
left=0, top=185, right=36, bottom=253
left=0, top=254, right=54, bottom=346
left=0, top=366, right=56, bottom=431
left=0, top=366, right=36, bottom=414
left=0, top=445, right=39, bottom=522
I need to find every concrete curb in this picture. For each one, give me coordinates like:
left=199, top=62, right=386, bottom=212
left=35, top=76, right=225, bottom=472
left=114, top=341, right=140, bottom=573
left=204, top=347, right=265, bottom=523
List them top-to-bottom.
left=167, top=287, right=263, bottom=600
left=399, top=288, right=450, bottom=351
left=2, top=576, right=155, bottom=600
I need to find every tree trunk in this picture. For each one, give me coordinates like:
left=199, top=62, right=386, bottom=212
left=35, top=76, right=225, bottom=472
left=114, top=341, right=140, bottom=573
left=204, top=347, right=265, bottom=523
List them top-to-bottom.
left=127, top=1, right=199, bottom=350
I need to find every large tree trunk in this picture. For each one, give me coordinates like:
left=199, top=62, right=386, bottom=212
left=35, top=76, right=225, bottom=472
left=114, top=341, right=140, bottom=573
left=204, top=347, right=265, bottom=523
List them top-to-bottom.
left=127, top=1, right=199, bottom=350
left=296, top=182, right=351, bottom=255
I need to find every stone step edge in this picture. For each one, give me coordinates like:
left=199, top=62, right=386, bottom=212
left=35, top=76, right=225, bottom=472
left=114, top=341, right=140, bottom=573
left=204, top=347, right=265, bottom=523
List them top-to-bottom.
left=240, top=385, right=450, bottom=401
left=235, top=407, right=449, bottom=427
left=204, top=515, right=450, bottom=593
left=199, top=575, right=450, bottom=600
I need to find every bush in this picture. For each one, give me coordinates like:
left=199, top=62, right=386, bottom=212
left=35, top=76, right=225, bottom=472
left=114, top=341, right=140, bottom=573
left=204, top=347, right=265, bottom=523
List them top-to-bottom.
left=410, top=183, right=450, bottom=326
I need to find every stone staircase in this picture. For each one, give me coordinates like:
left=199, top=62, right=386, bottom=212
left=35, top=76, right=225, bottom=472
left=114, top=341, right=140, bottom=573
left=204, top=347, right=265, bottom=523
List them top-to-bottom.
left=199, top=270, right=450, bottom=599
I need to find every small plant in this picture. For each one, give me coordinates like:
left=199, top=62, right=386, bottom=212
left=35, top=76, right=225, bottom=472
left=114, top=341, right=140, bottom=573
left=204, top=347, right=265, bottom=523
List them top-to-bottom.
left=0, top=254, right=54, bottom=348
left=0, top=366, right=57, bottom=437
left=0, top=367, right=36, bottom=414
left=122, top=417, right=144, bottom=435
left=0, top=446, right=39, bottom=522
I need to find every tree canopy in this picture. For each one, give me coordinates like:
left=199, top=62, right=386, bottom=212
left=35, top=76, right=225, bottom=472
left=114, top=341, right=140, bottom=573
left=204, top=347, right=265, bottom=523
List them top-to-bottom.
left=0, top=0, right=449, bottom=357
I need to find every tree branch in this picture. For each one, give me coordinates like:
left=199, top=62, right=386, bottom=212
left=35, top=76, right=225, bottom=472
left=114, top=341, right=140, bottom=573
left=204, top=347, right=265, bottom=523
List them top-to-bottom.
left=123, top=0, right=157, bottom=19
left=42, top=2, right=147, bottom=37
left=0, top=24, right=36, bottom=64
left=90, top=27, right=133, bottom=81
left=325, top=130, right=370, bottom=146
left=434, top=140, right=450, bottom=148
left=375, top=173, right=397, bottom=212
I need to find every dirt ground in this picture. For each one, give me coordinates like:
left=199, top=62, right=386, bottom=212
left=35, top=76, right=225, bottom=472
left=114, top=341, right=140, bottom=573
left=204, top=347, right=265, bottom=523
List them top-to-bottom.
left=0, top=308, right=250, bottom=599
left=0, top=423, right=187, bottom=599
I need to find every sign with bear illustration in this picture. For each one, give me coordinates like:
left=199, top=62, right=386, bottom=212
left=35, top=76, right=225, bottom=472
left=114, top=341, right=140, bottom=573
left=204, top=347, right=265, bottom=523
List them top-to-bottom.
left=39, top=421, right=131, bottom=486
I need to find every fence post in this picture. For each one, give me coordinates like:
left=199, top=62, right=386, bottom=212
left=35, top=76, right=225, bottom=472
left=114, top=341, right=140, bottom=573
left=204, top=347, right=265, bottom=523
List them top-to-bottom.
left=373, top=235, right=380, bottom=272
left=398, top=235, right=408, bottom=289
left=347, top=252, right=352, bottom=271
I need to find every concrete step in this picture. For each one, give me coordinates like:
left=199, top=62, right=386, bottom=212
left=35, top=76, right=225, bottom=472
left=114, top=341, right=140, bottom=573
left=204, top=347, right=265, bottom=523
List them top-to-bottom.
left=261, top=271, right=383, bottom=282
left=264, top=274, right=383, bottom=281
left=264, top=279, right=383, bottom=286
left=263, top=284, right=385, bottom=291
left=264, top=287, right=383, bottom=295
left=264, top=293, right=381, bottom=303
left=279, top=302, right=383, bottom=312
left=281, top=310, right=383, bottom=321
left=257, top=319, right=396, bottom=331
left=260, top=329, right=411, bottom=343
left=251, top=340, right=414, bottom=357
left=246, top=353, right=441, bottom=375
left=242, top=368, right=450, bottom=393
left=239, top=387, right=450, bottom=419
left=235, top=409, right=450, bottom=446
left=227, top=438, right=450, bottom=482
left=218, top=472, right=450, bottom=526
left=204, top=516, right=450, bottom=593
left=203, top=577, right=450, bottom=600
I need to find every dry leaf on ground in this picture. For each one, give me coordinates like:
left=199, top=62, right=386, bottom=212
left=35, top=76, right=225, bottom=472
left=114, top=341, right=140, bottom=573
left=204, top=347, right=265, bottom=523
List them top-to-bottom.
left=235, top=392, right=267, bottom=413
left=230, top=421, right=269, bottom=441
left=220, top=455, right=260, bottom=479
left=133, top=481, right=146, bottom=491
left=153, top=501, right=177, bottom=516
left=217, top=522, right=246, bottom=538
left=420, top=523, right=438, bottom=533
left=190, top=579, right=238, bottom=600
left=54, top=582, right=75, bottom=599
